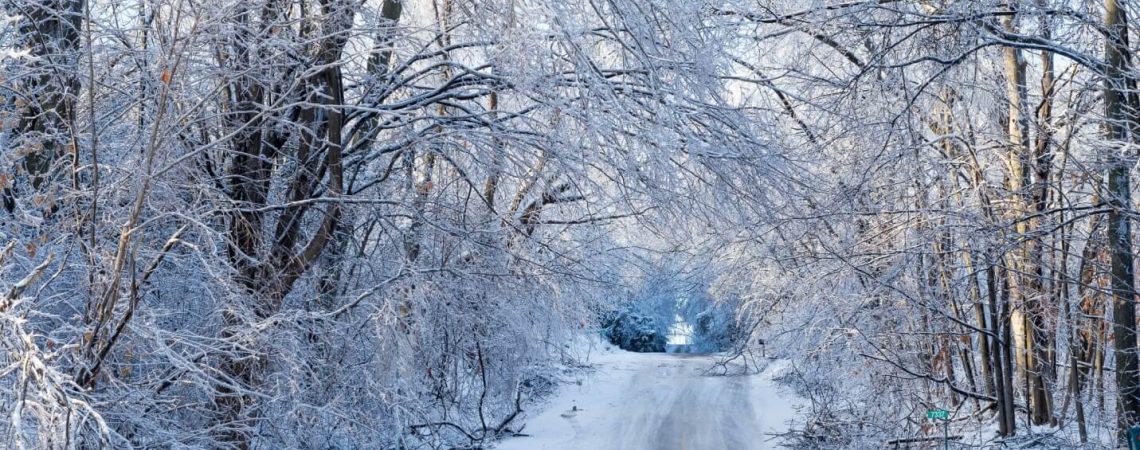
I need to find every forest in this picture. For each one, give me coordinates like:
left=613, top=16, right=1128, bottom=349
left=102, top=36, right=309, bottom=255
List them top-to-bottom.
left=3, top=0, right=1140, bottom=448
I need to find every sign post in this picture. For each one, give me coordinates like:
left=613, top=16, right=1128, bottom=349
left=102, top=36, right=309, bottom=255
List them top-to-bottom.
left=926, top=409, right=950, bottom=450
left=1129, top=425, right=1140, bottom=450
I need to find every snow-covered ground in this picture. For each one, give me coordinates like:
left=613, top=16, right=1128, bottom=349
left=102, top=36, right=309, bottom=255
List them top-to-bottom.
left=496, top=347, right=801, bottom=450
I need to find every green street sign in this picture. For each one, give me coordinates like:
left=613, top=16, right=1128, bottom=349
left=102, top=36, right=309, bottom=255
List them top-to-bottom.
left=926, top=409, right=949, bottom=420
left=927, top=409, right=952, bottom=450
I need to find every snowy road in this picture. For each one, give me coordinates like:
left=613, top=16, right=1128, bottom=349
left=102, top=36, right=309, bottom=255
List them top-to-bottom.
left=495, top=350, right=799, bottom=450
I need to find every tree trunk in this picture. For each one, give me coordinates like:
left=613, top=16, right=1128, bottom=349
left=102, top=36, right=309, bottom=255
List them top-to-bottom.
left=1, top=0, right=84, bottom=213
left=317, top=0, right=403, bottom=309
left=1105, top=0, right=1140, bottom=441
left=216, top=1, right=354, bottom=446
left=1001, top=8, right=1052, bottom=424
left=966, top=252, right=996, bottom=399
left=990, top=261, right=1016, bottom=436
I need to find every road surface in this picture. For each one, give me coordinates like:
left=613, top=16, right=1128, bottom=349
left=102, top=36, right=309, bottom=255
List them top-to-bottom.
left=495, top=350, right=798, bottom=450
